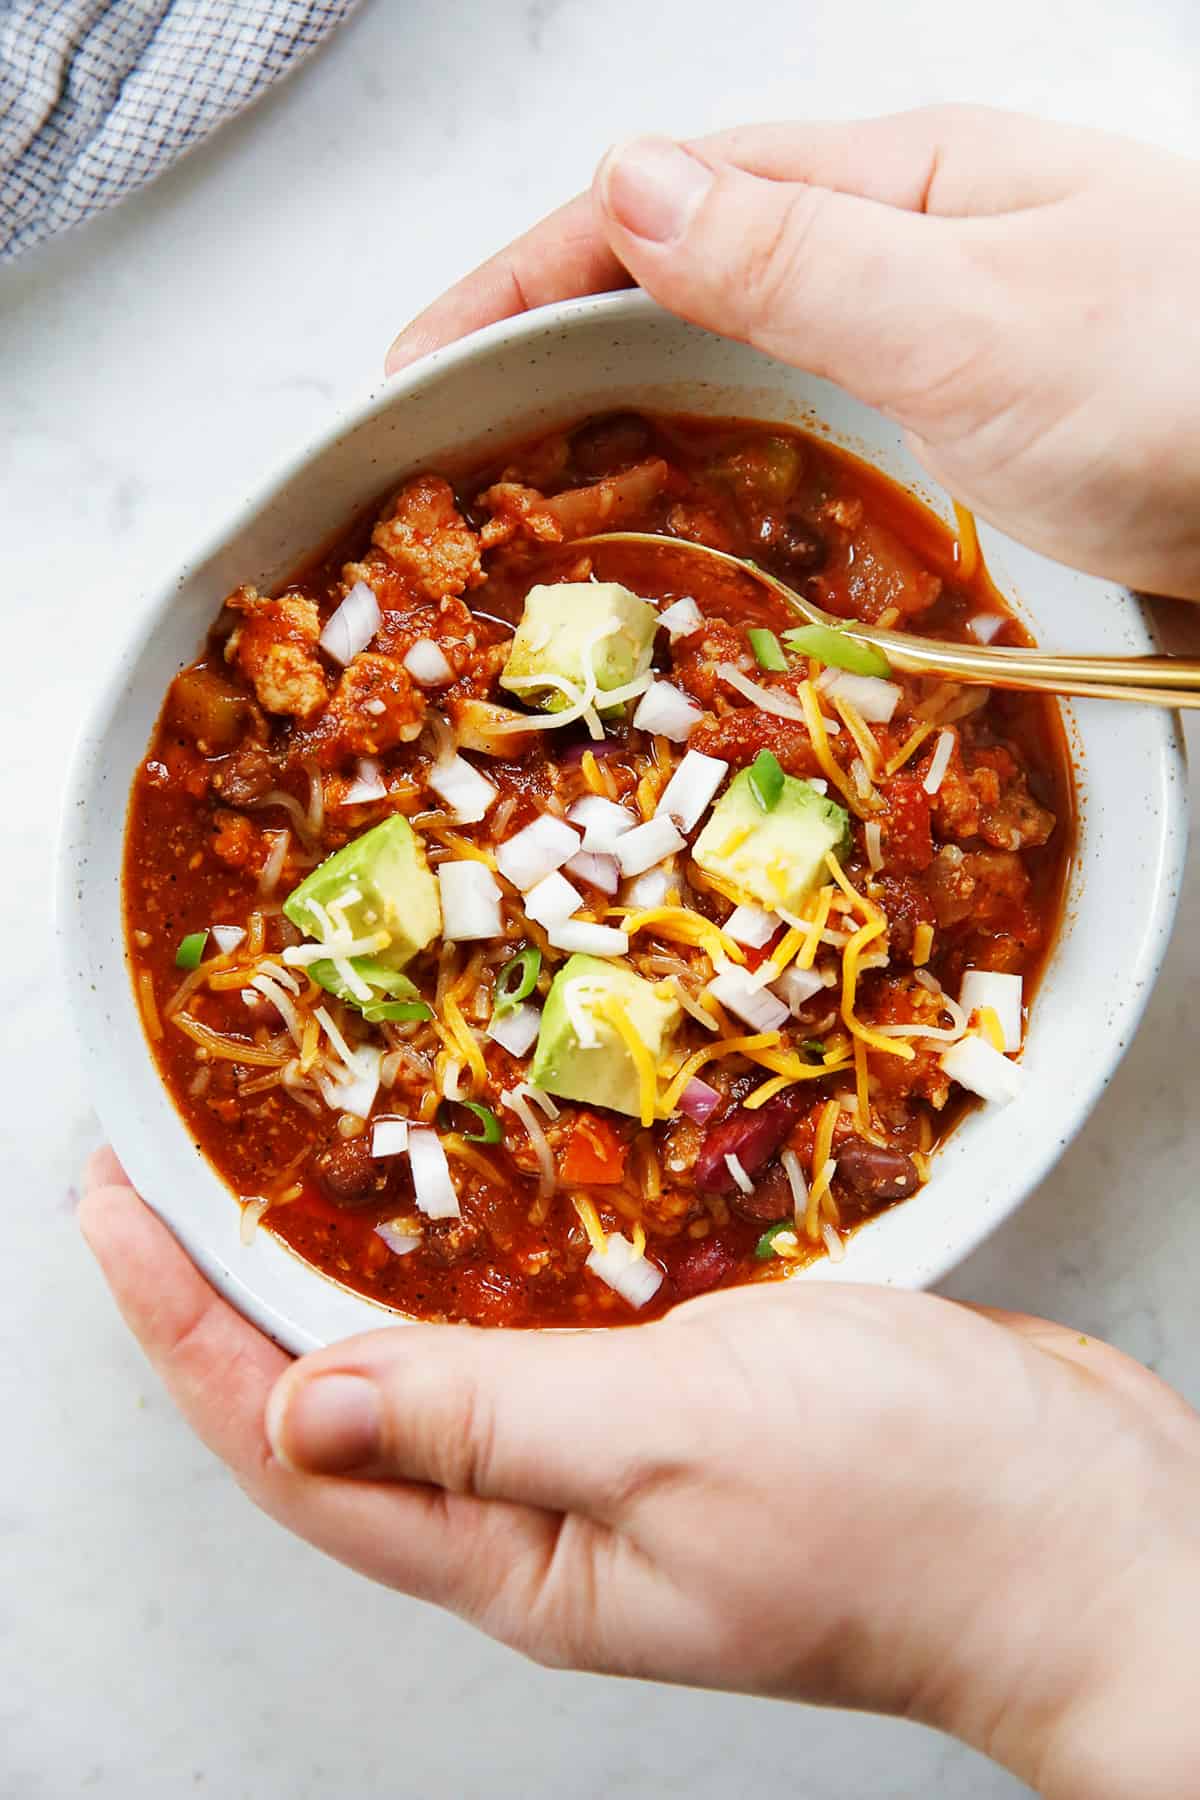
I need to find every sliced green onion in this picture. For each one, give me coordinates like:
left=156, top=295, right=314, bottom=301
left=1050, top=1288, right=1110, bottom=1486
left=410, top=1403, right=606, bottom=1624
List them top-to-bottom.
left=782, top=623, right=891, bottom=679
left=747, top=627, right=788, bottom=672
left=748, top=749, right=785, bottom=813
left=175, top=931, right=208, bottom=970
left=493, top=946, right=541, bottom=1017
left=362, top=999, right=434, bottom=1024
left=801, top=1038, right=826, bottom=1059
left=460, top=1101, right=503, bottom=1145
left=755, top=1220, right=794, bottom=1261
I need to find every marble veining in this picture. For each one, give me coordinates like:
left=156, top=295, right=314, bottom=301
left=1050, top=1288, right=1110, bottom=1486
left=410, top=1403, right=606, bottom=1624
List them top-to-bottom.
left=2, top=0, right=1198, bottom=1794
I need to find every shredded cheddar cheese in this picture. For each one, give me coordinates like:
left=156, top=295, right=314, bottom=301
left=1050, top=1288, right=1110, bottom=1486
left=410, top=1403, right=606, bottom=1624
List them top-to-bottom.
left=797, top=680, right=858, bottom=812
left=831, top=691, right=882, bottom=779
left=884, top=721, right=934, bottom=777
left=580, top=749, right=607, bottom=795
left=635, top=773, right=659, bottom=821
left=426, top=826, right=498, bottom=869
left=825, top=850, right=883, bottom=924
left=795, top=884, right=835, bottom=970
left=609, top=905, right=745, bottom=967
left=841, top=917, right=915, bottom=1061
left=912, top=922, right=934, bottom=966
left=137, top=970, right=163, bottom=1041
left=440, top=991, right=488, bottom=1088
left=597, top=996, right=658, bottom=1128
left=976, top=1005, right=1005, bottom=1051
left=173, top=1012, right=289, bottom=1067
left=299, top=1013, right=320, bottom=1073
left=660, top=1031, right=783, bottom=1115
left=745, top=1046, right=852, bottom=1084
left=743, top=1071, right=798, bottom=1110
left=806, top=1100, right=841, bottom=1240
left=442, top=1133, right=506, bottom=1185
left=573, top=1193, right=608, bottom=1256
left=631, top=1221, right=647, bottom=1260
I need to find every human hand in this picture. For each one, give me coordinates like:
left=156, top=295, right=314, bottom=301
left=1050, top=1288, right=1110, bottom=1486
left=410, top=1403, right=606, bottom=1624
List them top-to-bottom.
left=387, top=107, right=1200, bottom=600
left=82, top=1150, right=1200, bottom=1799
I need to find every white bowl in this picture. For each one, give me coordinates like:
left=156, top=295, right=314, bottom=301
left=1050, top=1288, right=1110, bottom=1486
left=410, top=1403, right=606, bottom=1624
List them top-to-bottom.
left=58, top=292, right=1188, bottom=1354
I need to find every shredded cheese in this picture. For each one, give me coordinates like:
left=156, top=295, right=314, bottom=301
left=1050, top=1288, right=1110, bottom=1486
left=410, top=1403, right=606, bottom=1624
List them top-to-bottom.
left=797, top=680, right=858, bottom=812
left=831, top=691, right=882, bottom=780
left=884, top=721, right=934, bottom=777
left=580, top=750, right=607, bottom=795
left=635, top=774, right=659, bottom=820
left=425, top=825, right=499, bottom=869
left=824, top=851, right=883, bottom=925
left=794, top=884, right=835, bottom=970
left=610, top=905, right=745, bottom=968
left=840, top=918, right=916, bottom=1061
left=913, top=922, right=934, bottom=966
left=441, top=990, right=488, bottom=1088
left=597, top=996, right=658, bottom=1128
left=976, top=1005, right=1005, bottom=1052
left=173, top=1012, right=290, bottom=1067
left=660, top=1031, right=783, bottom=1115
left=854, top=1036, right=871, bottom=1126
left=744, top=1045, right=851, bottom=1083
left=743, top=1072, right=797, bottom=1110
left=806, top=1101, right=841, bottom=1240
left=441, top=1131, right=506, bottom=1185
left=573, top=1193, right=608, bottom=1256
left=631, top=1221, right=647, bottom=1260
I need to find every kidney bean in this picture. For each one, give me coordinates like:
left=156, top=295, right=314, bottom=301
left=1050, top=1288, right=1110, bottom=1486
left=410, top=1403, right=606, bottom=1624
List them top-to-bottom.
left=694, top=1089, right=804, bottom=1195
left=315, top=1135, right=392, bottom=1207
left=835, top=1138, right=920, bottom=1203
left=727, top=1158, right=796, bottom=1223
left=671, top=1236, right=737, bottom=1300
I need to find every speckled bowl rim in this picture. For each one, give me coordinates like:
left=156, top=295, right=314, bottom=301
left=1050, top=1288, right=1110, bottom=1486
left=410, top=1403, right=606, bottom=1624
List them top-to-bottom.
left=57, top=290, right=1189, bottom=1352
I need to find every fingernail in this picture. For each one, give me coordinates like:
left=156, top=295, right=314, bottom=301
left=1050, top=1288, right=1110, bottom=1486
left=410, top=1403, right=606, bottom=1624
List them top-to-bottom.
left=599, top=137, right=713, bottom=243
left=266, top=1373, right=381, bottom=1474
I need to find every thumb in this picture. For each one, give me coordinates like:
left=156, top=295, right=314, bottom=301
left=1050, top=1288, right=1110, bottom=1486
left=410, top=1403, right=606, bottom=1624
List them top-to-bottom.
left=593, top=136, right=998, bottom=432
left=265, top=1321, right=695, bottom=1516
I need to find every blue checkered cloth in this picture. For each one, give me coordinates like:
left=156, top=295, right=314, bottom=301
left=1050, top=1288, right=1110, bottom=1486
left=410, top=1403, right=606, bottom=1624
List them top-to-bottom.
left=0, top=1, right=360, bottom=262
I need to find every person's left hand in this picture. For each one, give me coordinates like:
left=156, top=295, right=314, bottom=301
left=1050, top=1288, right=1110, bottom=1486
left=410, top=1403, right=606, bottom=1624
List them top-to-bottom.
left=80, top=1149, right=1200, bottom=1800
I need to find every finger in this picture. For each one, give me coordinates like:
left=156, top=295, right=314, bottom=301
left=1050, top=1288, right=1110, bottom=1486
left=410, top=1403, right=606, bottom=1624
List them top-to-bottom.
left=693, top=105, right=1140, bottom=218
left=591, top=136, right=1002, bottom=424
left=385, top=193, right=630, bottom=373
left=84, top=1144, right=127, bottom=1190
left=79, top=1175, right=292, bottom=1468
left=79, top=1176, right=570, bottom=1612
left=267, top=1316, right=704, bottom=1519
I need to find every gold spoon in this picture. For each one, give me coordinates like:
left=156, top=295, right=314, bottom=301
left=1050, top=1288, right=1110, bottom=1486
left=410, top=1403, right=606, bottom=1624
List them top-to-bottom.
left=577, top=530, right=1200, bottom=709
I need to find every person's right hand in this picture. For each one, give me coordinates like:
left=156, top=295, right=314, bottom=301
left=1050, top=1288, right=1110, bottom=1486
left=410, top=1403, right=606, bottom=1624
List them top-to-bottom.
left=387, top=107, right=1200, bottom=599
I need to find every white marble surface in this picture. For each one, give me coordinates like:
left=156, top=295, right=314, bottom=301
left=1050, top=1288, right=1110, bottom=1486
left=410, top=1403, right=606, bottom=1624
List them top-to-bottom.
left=3, top=1, right=1199, bottom=1794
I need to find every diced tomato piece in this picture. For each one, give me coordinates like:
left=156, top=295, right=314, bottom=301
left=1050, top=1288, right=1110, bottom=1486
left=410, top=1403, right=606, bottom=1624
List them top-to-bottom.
left=880, top=774, right=934, bottom=873
left=561, top=1113, right=628, bottom=1186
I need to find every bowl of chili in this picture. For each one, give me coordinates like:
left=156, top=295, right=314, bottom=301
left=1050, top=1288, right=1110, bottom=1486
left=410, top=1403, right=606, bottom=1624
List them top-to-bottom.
left=59, top=292, right=1187, bottom=1351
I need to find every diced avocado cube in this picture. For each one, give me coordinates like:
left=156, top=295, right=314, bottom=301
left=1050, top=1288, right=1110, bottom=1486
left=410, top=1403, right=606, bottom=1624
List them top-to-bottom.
left=499, top=581, right=657, bottom=715
left=691, top=770, right=850, bottom=914
left=283, top=815, right=440, bottom=971
left=530, top=953, right=681, bottom=1121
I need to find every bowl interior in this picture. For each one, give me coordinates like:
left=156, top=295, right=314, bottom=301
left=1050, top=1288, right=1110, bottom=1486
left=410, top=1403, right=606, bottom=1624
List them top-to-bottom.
left=59, top=293, right=1188, bottom=1352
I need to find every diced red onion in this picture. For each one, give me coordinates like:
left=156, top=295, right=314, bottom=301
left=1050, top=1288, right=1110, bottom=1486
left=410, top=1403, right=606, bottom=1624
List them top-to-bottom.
left=320, top=580, right=380, bottom=665
left=657, top=596, right=704, bottom=641
left=967, top=613, right=1006, bottom=644
left=403, top=638, right=454, bottom=687
left=718, top=662, right=806, bottom=720
left=824, top=670, right=902, bottom=723
left=632, top=679, right=703, bottom=742
left=923, top=728, right=956, bottom=796
left=655, top=749, right=728, bottom=833
left=427, top=754, right=497, bottom=824
left=341, top=757, right=388, bottom=806
left=566, top=795, right=638, bottom=851
left=496, top=815, right=581, bottom=890
left=614, top=815, right=686, bottom=876
left=564, top=849, right=620, bottom=894
left=437, top=860, right=504, bottom=941
left=524, top=870, right=584, bottom=926
left=725, top=904, right=778, bottom=948
left=546, top=920, right=630, bottom=957
left=211, top=924, right=245, bottom=954
left=706, top=968, right=790, bottom=1032
left=959, top=970, right=1023, bottom=1052
left=487, top=1001, right=542, bottom=1057
left=940, top=1033, right=1023, bottom=1104
left=679, top=1077, right=721, bottom=1123
left=371, top=1118, right=410, bottom=1157
left=409, top=1128, right=461, bottom=1218
left=375, top=1218, right=421, bottom=1255
left=586, top=1233, right=663, bottom=1308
